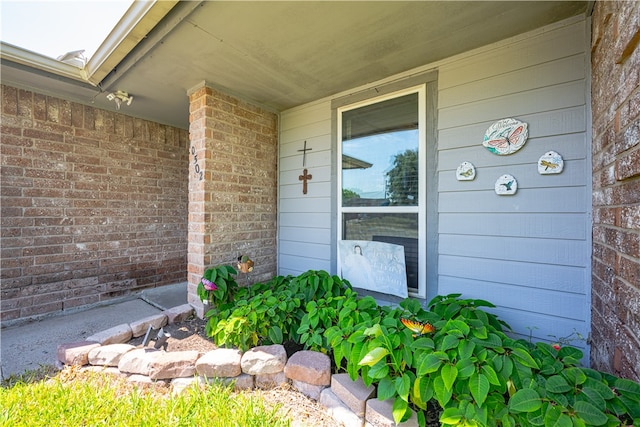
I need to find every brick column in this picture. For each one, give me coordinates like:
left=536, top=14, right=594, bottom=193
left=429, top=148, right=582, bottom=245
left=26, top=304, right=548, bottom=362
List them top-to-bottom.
left=590, top=1, right=640, bottom=382
left=187, top=83, right=278, bottom=317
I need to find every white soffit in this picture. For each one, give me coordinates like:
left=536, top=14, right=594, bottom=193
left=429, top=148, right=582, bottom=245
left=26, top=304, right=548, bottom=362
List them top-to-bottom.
left=0, top=1, right=178, bottom=87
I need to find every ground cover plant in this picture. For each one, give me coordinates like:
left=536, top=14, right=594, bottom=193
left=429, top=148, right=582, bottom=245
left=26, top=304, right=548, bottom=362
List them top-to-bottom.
left=200, top=268, right=640, bottom=426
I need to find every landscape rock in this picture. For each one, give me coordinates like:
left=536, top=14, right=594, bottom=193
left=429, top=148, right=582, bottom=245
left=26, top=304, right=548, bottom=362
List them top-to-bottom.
left=163, top=304, right=195, bottom=324
left=129, top=314, right=168, bottom=337
left=86, top=324, right=133, bottom=345
left=57, top=341, right=100, bottom=366
left=88, top=343, right=136, bottom=366
left=241, top=344, right=287, bottom=375
left=118, top=348, right=160, bottom=375
left=196, top=348, right=242, bottom=378
left=148, top=350, right=200, bottom=380
left=284, top=350, right=331, bottom=385
left=255, top=371, right=288, bottom=389
left=205, top=373, right=255, bottom=391
left=332, top=373, right=376, bottom=417
left=291, top=379, right=326, bottom=400
left=320, top=388, right=365, bottom=427
left=366, top=398, right=419, bottom=427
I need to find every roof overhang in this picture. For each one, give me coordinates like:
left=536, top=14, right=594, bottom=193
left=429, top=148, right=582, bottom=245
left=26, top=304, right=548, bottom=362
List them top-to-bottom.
left=1, top=1, right=593, bottom=130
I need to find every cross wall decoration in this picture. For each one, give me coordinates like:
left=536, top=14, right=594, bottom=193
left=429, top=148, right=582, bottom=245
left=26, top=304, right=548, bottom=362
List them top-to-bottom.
left=297, top=141, right=312, bottom=195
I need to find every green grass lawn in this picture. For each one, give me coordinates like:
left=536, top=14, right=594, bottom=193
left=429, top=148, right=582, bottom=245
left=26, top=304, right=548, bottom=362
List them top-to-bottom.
left=1, top=366, right=290, bottom=427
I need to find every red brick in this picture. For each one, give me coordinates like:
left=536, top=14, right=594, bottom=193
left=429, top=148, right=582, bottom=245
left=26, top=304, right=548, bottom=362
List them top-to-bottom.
left=591, top=1, right=640, bottom=382
left=1, top=84, right=188, bottom=324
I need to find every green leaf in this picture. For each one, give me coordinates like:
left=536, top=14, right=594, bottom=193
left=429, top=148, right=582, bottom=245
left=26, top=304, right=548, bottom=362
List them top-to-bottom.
left=446, top=319, right=471, bottom=336
left=363, top=324, right=383, bottom=338
left=471, top=325, right=489, bottom=339
left=267, top=326, right=283, bottom=344
left=473, top=332, right=503, bottom=349
left=440, top=334, right=460, bottom=351
left=411, top=337, right=435, bottom=350
left=458, top=339, right=476, bottom=360
left=557, top=345, right=584, bottom=361
left=359, top=347, right=389, bottom=367
left=511, top=348, right=540, bottom=369
left=417, top=353, right=443, bottom=376
left=456, top=358, right=475, bottom=379
left=368, top=361, right=390, bottom=379
left=441, top=363, right=458, bottom=391
left=481, top=365, right=501, bottom=386
left=562, top=367, right=587, bottom=386
left=469, top=372, right=490, bottom=406
left=396, top=374, right=411, bottom=401
left=546, top=375, right=572, bottom=394
left=412, top=376, right=431, bottom=408
left=433, top=376, right=453, bottom=407
left=377, top=377, right=396, bottom=401
left=614, top=377, right=640, bottom=398
left=584, top=378, right=616, bottom=400
left=579, top=386, right=606, bottom=410
left=509, top=388, right=542, bottom=413
left=618, top=394, right=640, bottom=418
left=392, top=397, right=409, bottom=425
left=573, top=401, right=608, bottom=426
left=544, top=405, right=573, bottom=427
left=439, top=407, right=463, bottom=425
left=501, top=414, right=515, bottom=427
left=571, top=418, right=587, bottom=427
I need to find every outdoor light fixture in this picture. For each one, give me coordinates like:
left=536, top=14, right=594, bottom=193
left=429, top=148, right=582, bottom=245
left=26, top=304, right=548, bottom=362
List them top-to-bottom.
left=106, top=90, right=134, bottom=109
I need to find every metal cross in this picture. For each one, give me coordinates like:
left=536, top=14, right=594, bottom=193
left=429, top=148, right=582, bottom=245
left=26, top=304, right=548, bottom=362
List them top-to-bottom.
left=297, top=140, right=312, bottom=167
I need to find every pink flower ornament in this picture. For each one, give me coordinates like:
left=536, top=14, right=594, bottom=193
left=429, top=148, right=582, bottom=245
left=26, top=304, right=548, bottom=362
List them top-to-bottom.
left=202, top=277, right=217, bottom=291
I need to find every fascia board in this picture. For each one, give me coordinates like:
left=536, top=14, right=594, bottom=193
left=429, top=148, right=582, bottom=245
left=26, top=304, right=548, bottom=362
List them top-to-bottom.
left=85, top=0, right=179, bottom=85
left=0, top=42, right=89, bottom=83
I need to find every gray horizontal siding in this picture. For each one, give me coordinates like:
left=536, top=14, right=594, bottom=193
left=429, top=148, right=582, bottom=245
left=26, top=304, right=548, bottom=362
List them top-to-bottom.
left=278, top=16, right=591, bottom=356
left=436, top=17, right=590, bottom=351
left=278, top=100, right=333, bottom=276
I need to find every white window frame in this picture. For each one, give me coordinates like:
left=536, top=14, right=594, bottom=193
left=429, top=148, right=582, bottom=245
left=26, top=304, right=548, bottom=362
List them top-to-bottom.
left=337, top=85, right=427, bottom=298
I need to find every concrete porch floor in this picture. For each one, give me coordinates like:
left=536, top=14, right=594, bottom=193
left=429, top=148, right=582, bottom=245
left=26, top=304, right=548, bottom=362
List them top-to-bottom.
left=0, top=282, right=188, bottom=379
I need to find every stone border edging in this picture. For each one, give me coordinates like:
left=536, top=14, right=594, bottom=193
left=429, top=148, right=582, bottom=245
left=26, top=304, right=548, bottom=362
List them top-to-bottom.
left=56, top=303, right=419, bottom=427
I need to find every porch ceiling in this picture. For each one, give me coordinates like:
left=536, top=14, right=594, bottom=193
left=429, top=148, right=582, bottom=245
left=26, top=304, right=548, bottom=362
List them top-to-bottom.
left=0, top=1, right=590, bottom=130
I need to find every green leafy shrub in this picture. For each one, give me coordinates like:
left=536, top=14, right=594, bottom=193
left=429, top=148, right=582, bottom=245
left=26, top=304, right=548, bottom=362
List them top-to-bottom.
left=197, top=264, right=240, bottom=309
left=200, top=268, right=640, bottom=426
left=203, top=269, right=356, bottom=351
left=343, top=293, right=640, bottom=427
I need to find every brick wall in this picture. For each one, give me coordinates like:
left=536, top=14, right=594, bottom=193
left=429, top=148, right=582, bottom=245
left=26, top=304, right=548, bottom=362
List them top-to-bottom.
left=590, top=2, right=640, bottom=382
left=1, top=85, right=189, bottom=324
left=187, top=85, right=278, bottom=316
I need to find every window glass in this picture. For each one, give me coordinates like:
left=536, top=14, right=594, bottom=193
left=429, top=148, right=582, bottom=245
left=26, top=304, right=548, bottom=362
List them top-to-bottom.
left=338, top=87, right=425, bottom=298
left=341, top=93, right=419, bottom=207
left=342, top=212, right=419, bottom=291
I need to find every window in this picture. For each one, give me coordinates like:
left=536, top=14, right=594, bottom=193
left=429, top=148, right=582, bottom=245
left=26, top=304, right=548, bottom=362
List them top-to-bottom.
left=338, top=86, right=427, bottom=298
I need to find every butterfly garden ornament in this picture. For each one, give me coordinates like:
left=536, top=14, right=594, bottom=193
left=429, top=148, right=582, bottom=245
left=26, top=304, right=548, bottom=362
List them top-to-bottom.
left=483, top=118, right=528, bottom=155
left=400, top=318, right=435, bottom=337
